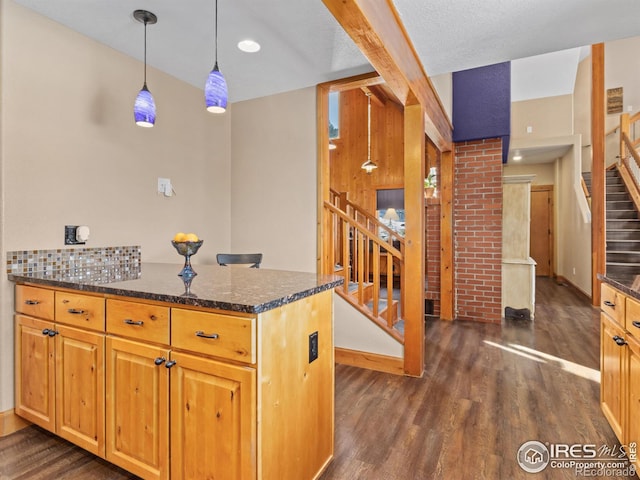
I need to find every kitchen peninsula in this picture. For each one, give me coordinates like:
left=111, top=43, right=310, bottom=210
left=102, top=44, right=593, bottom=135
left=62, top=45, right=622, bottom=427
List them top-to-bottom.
left=9, top=262, right=342, bottom=480
left=599, top=274, right=640, bottom=472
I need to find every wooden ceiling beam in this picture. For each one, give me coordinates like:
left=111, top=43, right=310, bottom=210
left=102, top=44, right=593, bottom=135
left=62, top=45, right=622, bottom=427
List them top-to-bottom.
left=322, top=0, right=453, bottom=151
left=319, top=71, right=385, bottom=92
left=362, top=85, right=387, bottom=106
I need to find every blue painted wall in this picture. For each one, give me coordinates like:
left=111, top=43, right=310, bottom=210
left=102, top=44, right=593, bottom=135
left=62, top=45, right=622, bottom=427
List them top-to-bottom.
left=452, top=62, right=511, bottom=162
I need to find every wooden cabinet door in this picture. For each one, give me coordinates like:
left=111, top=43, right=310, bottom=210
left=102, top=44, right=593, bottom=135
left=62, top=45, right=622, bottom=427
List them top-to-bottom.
left=601, top=313, right=626, bottom=442
left=14, top=314, right=55, bottom=431
left=55, top=324, right=105, bottom=456
left=627, top=334, right=640, bottom=469
left=106, top=336, right=169, bottom=480
left=170, top=351, right=256, bottom=480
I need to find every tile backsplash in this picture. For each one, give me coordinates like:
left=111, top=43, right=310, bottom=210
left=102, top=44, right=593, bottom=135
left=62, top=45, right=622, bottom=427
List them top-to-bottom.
left=6, top=245, right=141, bottom=283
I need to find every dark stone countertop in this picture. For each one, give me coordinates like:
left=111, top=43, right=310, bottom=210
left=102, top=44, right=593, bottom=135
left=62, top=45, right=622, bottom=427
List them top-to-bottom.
left=8, top=263, right=343, bottom=314
left=599, top=274, right=640, bottom=302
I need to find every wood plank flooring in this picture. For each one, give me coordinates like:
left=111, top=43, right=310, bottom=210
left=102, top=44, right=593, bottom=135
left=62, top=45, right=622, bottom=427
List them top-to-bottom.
left=0, top=278, right=633, bottom=479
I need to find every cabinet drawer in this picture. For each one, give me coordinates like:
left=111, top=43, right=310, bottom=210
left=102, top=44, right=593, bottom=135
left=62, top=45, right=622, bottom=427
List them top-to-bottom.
left=601, top=283, right=625, bottom=326
left=15, top=285, right=54, bottom=320
left=55, top=292, right=105, bottom=331
left=627, top=296, right=640, bottom=338
left=106, top=299, right=169, bottom=345
left=171, top=309, right=255, bottom=364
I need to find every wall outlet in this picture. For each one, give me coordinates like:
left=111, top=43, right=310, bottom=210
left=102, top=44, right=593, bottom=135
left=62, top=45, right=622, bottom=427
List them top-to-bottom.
left=65, top=225, right=86, bottom=245
left=308, top=331, right=318, bottom=363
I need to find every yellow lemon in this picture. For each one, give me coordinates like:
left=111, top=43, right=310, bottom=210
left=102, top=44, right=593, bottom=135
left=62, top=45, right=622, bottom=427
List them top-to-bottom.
left=173, top=232, right=187, bottom=243
left=185, top=233, right=199, bottom=242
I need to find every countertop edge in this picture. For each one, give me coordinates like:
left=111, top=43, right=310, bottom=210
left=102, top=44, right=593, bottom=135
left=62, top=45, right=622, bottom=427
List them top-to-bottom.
left=8, top=272, right=344, bottom=314
left=598, top=274, right=640, bottom=302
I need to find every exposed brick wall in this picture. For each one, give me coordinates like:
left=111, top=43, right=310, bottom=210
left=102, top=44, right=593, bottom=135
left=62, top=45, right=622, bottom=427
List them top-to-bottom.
left=454, top=138, right=503, bottom=323
left=425, top=200, right=441, bottom=316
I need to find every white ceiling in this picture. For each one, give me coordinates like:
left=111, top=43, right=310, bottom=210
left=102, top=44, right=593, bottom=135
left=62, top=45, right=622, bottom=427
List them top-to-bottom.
left=11, top=0, right=640, bottom=166
left=12, top=0, right=640, bottom=104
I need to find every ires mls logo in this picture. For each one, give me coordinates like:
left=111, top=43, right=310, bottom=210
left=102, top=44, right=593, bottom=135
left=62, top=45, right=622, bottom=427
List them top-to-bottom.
left=518, top=440, right=635, bottom=474
left=517, top=441, right=550, bottom=473
left=548, top=443, right=598, bottom=458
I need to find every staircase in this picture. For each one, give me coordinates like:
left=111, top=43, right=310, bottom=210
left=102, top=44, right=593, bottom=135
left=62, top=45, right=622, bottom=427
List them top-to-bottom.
left=606, top=168, right=640, bottom=277
left=325, top=191, right=404, bottom=343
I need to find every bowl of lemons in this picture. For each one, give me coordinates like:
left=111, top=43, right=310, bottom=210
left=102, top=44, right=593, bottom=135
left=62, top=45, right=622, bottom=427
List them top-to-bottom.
left=171, top=232, right=203, bottom=277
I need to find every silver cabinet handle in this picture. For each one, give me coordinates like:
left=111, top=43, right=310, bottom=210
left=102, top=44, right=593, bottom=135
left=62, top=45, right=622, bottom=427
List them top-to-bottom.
left=24, top=299, right=40, bottom=305
left=67, top=308, right=85, bottom=315
left=124, top=319, right=144, bottom=326
left=195, top=330, right=219, bottom=340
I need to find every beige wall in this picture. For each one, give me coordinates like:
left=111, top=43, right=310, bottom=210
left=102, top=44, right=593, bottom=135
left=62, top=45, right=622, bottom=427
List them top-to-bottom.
left=0, top=1, right=231, bottom=411
left=604, top=37, right=640, bottom=166
left=574, top=55, right=592, bottom=169
left=431, top=73, right=453, bottom=123
left=229, top=89, right=318, bottom=273
left=511, top=94, right=573, bottom=139
left=556, top=143, right=592, bottom=295
left=503, top=162, right=555, bottom=185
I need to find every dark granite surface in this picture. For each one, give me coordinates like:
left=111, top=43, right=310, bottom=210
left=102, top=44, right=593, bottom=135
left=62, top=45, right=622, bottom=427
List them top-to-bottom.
left=8, top=263, right=343, bottom=314
left=599, top=274, right=640, bottom=302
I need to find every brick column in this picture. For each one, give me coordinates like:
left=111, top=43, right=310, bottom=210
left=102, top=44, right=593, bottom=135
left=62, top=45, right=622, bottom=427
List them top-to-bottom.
left=454, top=138, right=503, bottom=323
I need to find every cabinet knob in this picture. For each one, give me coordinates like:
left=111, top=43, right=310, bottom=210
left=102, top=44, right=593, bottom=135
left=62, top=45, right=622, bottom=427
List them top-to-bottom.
left=604, top=300, right=616, bottom=308
left=124, top=319, right=144, bottom=326
left=42, top=328, right=58, bottom=337
left=613, top=335, right=627, bottom=346
left=154, top=357, right=166, bottom=366
left=165, top=360, right=177, bottom=369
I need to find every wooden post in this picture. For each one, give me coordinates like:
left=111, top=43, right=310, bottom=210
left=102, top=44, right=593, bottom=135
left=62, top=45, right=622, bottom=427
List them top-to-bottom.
left=591, top=43, right=605, bottom=306
left=317, top=84, right=332, bottom=275
left=403, top=103, right=425, bottom=377
left=621, top=112, right=630, bottom=162
left=440, top=150, right=455, bottom=320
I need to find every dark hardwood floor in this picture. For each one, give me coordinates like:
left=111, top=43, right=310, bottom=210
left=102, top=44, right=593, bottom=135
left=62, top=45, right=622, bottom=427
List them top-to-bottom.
left=1, top=278, right=634, bottom=479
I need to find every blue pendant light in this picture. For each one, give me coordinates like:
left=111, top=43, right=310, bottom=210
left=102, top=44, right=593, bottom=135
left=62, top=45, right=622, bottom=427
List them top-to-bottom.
left=205, top=0, right=227, bottom=113
left=133, top=10, right=157, bottom=127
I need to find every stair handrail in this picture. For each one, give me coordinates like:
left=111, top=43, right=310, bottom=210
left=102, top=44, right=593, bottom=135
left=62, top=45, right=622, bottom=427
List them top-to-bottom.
left=619, top=132, right=640, bottom=213
left=581, top=176, right=590, bottom=203
left=329, top=188, right=405, bottom=248
left=324, top=200, right=404, bottom=343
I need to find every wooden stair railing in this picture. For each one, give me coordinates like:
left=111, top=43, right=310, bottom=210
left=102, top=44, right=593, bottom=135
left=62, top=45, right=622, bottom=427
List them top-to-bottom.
left=619, top=131, right=640, bottom=212
left=581, top=176, right=591, bottom=209
left=329, top=188, right=405, bottom=248
left=329, top=188, right=406, bottom=316
left=324, top=200, right=404, bottom=344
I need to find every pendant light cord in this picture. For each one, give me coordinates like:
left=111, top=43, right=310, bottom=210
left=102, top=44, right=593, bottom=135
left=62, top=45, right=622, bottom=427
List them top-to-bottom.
left=215, top=0, right=219, bottom=66
left=143, top=18, right=148, bottom=85
left=367, top=93, right=371, bottom=161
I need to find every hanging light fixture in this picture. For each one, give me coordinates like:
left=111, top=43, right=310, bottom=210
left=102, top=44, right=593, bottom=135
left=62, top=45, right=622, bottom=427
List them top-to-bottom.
left=205, top=0, right=228, bottom=113
left=133, top=10, right=157, bottom=128
left=361, top=92, right=378, bottom=174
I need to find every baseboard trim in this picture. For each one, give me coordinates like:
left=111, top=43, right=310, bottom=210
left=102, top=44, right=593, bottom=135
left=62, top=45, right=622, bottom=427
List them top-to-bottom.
left=555, top=275, right=592, bottom=303
left=335, top=347, right=404, bottom=375
left=0, top=409, right=30, bottom=437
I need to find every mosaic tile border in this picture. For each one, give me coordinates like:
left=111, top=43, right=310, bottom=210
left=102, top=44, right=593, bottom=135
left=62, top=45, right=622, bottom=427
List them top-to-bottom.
left=6, top=246, right=141, bottom=283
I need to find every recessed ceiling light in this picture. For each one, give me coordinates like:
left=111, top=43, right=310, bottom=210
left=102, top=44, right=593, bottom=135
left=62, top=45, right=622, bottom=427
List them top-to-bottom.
left=238, top=40, right=261, bottom=53
left=513, top=154, right=523, bottom=161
